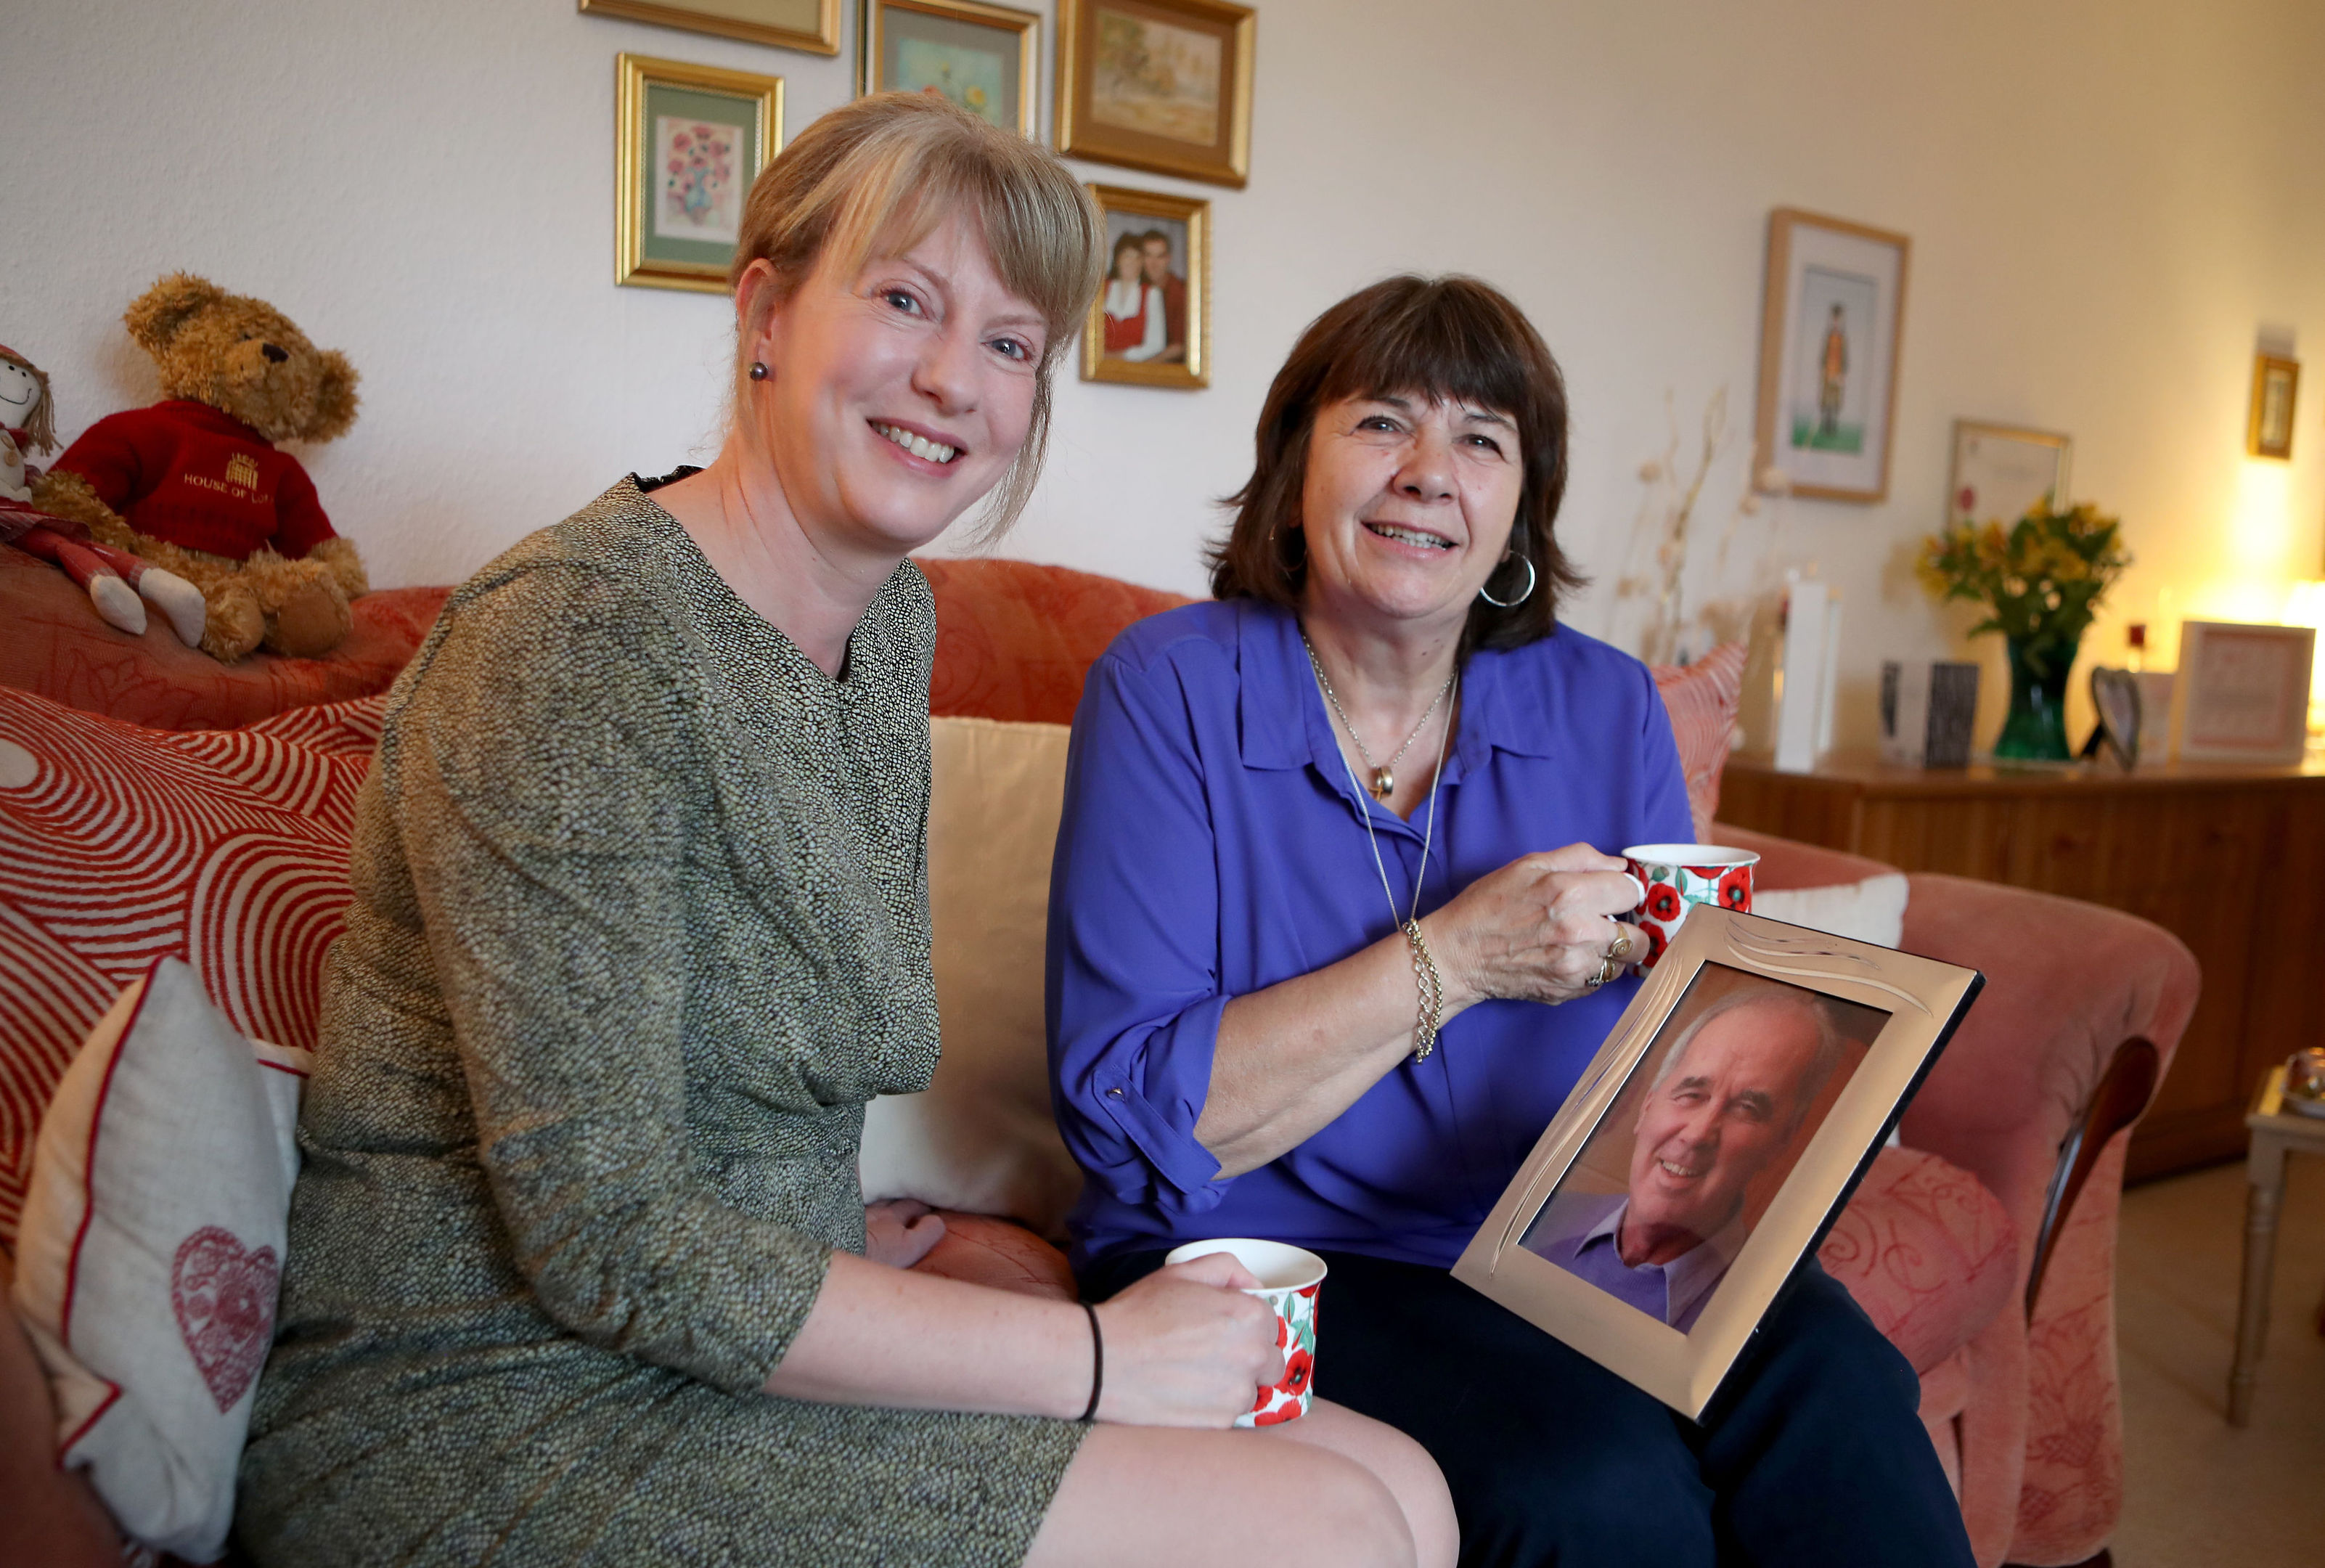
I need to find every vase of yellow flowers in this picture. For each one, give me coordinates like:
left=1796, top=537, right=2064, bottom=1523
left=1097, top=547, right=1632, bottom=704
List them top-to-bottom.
left=1916, top=501, right=2131, bottom=760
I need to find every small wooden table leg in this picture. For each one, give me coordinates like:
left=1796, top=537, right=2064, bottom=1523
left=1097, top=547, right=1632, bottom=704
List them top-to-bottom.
left=2228, top=1135, right=2286, bottom=1426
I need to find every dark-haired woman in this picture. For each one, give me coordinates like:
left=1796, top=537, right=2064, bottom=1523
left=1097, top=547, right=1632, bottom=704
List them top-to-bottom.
left=1048, top=274, right=1974, bottom=1567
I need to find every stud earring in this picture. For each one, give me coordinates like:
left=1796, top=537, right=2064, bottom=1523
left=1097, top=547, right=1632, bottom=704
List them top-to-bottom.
left=748, top=362, right=769, bottom=381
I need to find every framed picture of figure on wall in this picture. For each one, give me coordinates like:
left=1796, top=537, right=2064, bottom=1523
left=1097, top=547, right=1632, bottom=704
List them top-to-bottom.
left=1081, top=184, right=1209, bottom=388
left=1753, top=209, right=1912, bottom=504
left=1452, top=907, right=1981, bottom=1418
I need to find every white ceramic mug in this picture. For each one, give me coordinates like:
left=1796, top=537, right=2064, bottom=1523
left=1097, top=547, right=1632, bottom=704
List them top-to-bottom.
left=1163, top=1238, right=1327, bottom=1426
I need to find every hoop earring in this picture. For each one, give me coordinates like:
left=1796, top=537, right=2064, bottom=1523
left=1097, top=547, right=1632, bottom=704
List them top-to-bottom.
left=748, top=362, right=769, bottom=381
left=1478, top=554, right=1537, bottom=609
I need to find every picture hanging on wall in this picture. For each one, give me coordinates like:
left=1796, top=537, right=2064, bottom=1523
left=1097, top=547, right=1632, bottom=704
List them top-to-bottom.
left=581, top=0, right=839, bottom=56
left=860, top=0, right=1039, bottom=136
left=1055, top=0, right=1254, bottom=188
left=616, top=54, right=784, bottom=293
left=1082, top=184, right=1208, bottom=388
left=1753, top=209, right=1911, bottom=504
left=2247, top=353, right=2299, bottom=460
left=1946, top=420, right=2071, bottom=528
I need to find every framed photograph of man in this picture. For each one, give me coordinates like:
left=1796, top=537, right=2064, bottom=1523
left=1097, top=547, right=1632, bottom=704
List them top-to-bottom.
left=860, top=0, right=1039, bottom=136
left=1055, top=0, right=1255, bottom=187
left=615, top=54, right=784, bottom=293
left=1081, top=184, right=1208, bottom=388
left=1753, top=209, right=1911, bottom=503
left=1452, top=907, right=1982, bottom=1419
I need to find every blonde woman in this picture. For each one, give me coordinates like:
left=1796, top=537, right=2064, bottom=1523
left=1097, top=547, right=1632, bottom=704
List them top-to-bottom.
left=237, top=94, right=1452, bottom=1568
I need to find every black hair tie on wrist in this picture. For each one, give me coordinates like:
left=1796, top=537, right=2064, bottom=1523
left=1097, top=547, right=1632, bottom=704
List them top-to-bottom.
left=1079, top=1302, right=1103, bottom=1423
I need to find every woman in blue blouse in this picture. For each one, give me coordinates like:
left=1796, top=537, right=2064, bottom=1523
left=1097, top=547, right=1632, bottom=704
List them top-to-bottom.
left=1047, top=275, right=1974, bottom=1567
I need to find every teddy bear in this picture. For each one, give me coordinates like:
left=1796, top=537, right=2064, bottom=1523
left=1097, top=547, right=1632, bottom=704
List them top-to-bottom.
left=30, top=274, right=367, bottom=662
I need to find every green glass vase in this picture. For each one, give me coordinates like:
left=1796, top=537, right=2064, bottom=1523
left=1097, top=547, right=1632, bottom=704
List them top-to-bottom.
left=1993, top=634, right=2075, bottom=760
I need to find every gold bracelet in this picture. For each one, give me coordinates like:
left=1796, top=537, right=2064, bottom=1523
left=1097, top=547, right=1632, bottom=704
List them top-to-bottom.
left=1402, top=919, right=1445, bottom=1062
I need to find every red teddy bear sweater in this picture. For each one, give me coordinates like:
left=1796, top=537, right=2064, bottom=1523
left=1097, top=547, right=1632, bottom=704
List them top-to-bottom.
left=54, top=400, right=336, bottom=563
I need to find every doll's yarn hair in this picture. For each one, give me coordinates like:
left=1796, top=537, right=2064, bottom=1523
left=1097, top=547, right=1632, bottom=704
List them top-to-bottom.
left=724, top=90, right=1104, bottom=539
left=0, top=347, right=57, bottom=453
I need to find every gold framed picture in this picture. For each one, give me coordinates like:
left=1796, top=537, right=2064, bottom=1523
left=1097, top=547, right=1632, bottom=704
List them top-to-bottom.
left=581, top=0, right=840, bottom=56
left=861, top=0, right=1040, bottom=136
left=1056, top=0, right=1255, bottom=189
left=615, top=54, right=784, bottom=294
left=1082, top=184, right=1208, bottom=389
left=1752, top=208, right=1911, bottom=504
left=2248, top=353, right=2299, bottom=460
left=1452, top=907, right=1981, bottom=1419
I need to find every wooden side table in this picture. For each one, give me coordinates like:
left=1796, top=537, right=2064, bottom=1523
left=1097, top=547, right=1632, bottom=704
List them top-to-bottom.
left=2227, top=1066, right=2325, bottom=1426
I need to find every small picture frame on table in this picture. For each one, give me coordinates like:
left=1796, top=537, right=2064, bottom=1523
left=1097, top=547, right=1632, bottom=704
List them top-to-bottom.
left=581, top=0, right=840, bottom=55
left=861, top=0, right=1040, bottom=136
left=1055, top=0, right=1256, bottom=188
left=615, top=54, right=785, bottom=293
left=1082, top=183, right=1208, bottom=389
left=1753, top=209, right=1911, bottom=504
left=2248, top=354, right=2300, bottom=460
left=1947, top=421, right=2071, bottom=528
left=2169, top=621, right=2315, bottom=764
left=1452, top=907, right=1982, bottom=1419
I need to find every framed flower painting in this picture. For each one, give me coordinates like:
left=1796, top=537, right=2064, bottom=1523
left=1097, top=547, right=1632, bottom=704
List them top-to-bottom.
left=861, top=0, right=1040, bottom=137
left=616, top=54, right=785, bottom=293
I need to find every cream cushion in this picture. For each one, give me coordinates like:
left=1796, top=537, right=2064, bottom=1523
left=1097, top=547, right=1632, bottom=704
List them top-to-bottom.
left=859, top=716, right=1083, bottom=1237
left=1754, top=873, right=1911, bottom=950
left=9, top=957, right=308, bottom=1563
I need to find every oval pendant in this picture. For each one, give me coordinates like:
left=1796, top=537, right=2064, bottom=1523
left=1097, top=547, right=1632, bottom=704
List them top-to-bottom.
left=1370, top=767, right=1394, bottom=799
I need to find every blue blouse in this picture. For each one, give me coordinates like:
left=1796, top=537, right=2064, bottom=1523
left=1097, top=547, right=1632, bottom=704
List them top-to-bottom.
left=1046, top=598, right=1694, bottom=1273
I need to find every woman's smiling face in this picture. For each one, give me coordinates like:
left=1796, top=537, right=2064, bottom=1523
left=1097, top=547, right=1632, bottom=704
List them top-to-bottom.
left=745, top=211, right=1046, bottom=556
left=1294, top=391, right=1525, bottom=635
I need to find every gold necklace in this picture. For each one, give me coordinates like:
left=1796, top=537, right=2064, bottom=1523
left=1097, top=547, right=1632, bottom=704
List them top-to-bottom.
left=1300, top=634, right=1455, bottom=799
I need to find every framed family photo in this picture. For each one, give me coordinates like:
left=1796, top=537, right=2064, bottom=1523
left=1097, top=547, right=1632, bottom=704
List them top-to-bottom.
left=581, top=0, right=839, bottom=55
left=861, top=0, right=1040, bottom=136
left=1056, top=0, right=1255, bottom=187
left=615, top=54, right=784, bottom=293
left=1082, top=184, right=1208, bottom=388
left=1754, top=209, right=1911, bottom=503
left=1946, top=420, right=2072, bottom=528
left=1452, top=907, right=1982, bottom=1419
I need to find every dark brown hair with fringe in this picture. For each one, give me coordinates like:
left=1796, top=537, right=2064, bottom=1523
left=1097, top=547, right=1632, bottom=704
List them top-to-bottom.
left=1207, top=274, right=1581, bottom=654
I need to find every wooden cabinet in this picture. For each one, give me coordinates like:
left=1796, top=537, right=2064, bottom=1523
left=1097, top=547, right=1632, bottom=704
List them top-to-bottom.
left=1719, top=751, right=2325, bottom=1180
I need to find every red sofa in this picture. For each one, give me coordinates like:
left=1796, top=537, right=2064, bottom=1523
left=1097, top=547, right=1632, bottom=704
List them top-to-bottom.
left=0, top=554, right=2194, bottom=1567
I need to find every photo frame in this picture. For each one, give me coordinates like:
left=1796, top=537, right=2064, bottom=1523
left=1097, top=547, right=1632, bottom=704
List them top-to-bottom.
left=581, top=0, right=839, bottom=55
left=861, top=0, right=1039, bottom=136
left=1055, top=0, right=1255, bottom=188
left=616, top=54, right=784, bottom=294
left=1082, top=183, right=1209, bottom=388
left=1753, top=210, right=1911, bottom=504
left=2248, top=354, right=2300, bottom=460
left=1947, top=420, right=2071, bottom=528
left=2168, top=621, right=2315, bottom=764
left=2088, top=666, right=2143, bottom=768
left=1452, top=907, right=1982, bottom=1419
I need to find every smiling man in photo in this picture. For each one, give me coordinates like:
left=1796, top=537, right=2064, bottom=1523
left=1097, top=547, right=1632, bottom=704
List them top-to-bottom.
left=1526, top=984, right=1846, bottom=1331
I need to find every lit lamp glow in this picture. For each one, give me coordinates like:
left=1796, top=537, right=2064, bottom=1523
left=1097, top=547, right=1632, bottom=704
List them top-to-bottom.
left=2281, top=580, right=2325, bottom=744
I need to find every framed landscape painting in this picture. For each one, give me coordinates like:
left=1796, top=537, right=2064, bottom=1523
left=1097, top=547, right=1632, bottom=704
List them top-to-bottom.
left=581, top=0, right=839, bottom=55
left=862, top=0, right=1039, bottom=136
left=1056, top=0, right=1254, bottom=188
left=616, top=54, right=784, bottom=293
left=1081, top=184, right=1208, bottom=388
left=1754, top=209, right=1911, bottom=503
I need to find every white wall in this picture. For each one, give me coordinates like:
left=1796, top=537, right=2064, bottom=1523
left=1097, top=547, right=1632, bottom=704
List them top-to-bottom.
left=9, top=0, right=2324, bottom=746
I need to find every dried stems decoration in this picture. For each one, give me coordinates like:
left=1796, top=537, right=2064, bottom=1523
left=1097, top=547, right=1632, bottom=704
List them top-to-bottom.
left=1619, top=388, right=1770, bottom=665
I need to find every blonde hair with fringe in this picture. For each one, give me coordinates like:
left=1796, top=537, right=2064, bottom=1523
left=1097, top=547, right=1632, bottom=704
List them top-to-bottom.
left=727, top=91, right=1104, bottom=539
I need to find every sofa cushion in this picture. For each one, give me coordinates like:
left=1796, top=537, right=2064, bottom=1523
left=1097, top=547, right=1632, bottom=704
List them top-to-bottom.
left=0, top=544, right=444, bottom=732
left=920, top=556, right=1193, bottom=724
left=0, top=690, right=376, bottom=1247
left=10, top=957, right=308, bottom=1561
left=1817, top=1145, right=2018, bottom=1375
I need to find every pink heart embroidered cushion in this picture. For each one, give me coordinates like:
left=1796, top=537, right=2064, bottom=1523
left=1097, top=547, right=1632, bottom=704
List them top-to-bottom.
left=9, top=957, right=310, bottom=1561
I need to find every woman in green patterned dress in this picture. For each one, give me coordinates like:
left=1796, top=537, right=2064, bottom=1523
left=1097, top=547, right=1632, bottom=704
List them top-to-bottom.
left=236, top=92, right=1453, bottom=1568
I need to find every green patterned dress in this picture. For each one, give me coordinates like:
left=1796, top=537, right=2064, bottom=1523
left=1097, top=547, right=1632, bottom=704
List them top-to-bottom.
left=237, top=478, right=1086, bottom=1566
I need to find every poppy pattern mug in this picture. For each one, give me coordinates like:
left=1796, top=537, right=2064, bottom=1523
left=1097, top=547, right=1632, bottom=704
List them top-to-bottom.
left=1621, top=843, right=1759, bottom=968
left=1161, top=1238, right=1326, bottom=1426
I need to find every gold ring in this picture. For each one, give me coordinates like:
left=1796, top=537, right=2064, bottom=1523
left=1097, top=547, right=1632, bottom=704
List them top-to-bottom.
left=1606, top=928, right=1633, bottom=963
left=1585, top=954, right=1618, bottom=989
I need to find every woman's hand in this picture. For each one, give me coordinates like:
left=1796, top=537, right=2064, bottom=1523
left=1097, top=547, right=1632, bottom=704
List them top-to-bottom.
left=1425, top=842, right=1645, bottom=1010
left=864, top=1199, right=947, bottom=1269
left=1090, top=1254, right=1280, bottom=1426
